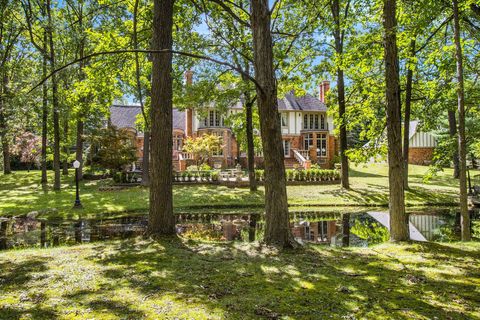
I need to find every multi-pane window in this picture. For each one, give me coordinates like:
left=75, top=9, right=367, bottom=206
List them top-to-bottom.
left=204, top=110, right=224, bottom=127
left=281, top=113, right=288, bottom=127
left=303, top=113, right=326, bottom=130
left=212, top=132, right=223, bottom=156
left=304, top=133, right=313, bottom=150
left=316, top=133, right=327, bottom=157
left=173, top=134, right=183, bottom=151
left=283, top=140, right=290, bottom=157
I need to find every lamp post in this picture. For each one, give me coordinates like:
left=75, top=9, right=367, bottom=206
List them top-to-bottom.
left=73, top=160, right=83, bottom=209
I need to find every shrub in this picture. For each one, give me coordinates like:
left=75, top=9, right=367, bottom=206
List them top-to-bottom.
left=89, top=126, right=137, bottom=173
left=199, top=163, right=212, bottom=171
left=310, top=163, right=322, bottom=170
left=187, top=165, right=199, bottom=172
left=255, top=169, right=264, bottom=181
left=286, top=169, right=294, bottom=181
left=298, top=170, right=306, bottom=181
left=334, top=170, right=340, bottom=180
left=211, top=171, right=219, bottom=181
left=113, top=172, right=127, bottom=183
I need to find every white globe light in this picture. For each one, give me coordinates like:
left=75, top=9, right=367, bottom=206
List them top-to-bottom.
left=73, top=160, right=81, bottom=169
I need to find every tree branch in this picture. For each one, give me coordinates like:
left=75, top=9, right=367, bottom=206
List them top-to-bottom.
left=415, top=15, right=453, bottom=54
left=29, top=49, right=263, bottom=94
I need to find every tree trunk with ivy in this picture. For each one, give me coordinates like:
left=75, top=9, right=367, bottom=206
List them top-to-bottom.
left=148, top=0, right=175, bottom=236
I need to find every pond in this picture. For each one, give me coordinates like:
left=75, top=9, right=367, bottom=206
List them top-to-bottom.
left=0, top=207, right=479, bottom=250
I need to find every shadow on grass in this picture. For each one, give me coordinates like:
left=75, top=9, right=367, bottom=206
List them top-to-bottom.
left=349, top=168, right=386, bottom=178
left=0, top=238, right=478, bottom=319
left=72, top=238, right=478, bottom=319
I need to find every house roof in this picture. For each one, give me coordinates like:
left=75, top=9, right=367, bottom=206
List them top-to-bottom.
left=110, top=92, right=326, bottom=132
left=278, top=92, right=327, bottom=112
left=109, top=105, right=186, bottom=131
left=110, top=105, right=142, bottom=130
left=173, top=109, right=186, bottom=131
left=409, top=120, right=419, bottom=140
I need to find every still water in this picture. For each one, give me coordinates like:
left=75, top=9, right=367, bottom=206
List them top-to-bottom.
left=0, top=208, right=478, bottom=250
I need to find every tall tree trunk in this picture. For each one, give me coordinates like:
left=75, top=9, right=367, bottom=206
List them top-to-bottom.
left=47, top=0, right=61, bottom=190
left=133, top=0, right=150, bottom=187
left=148, top=0, right=175, bottom=236
left=251, top=0, right=294, bottom=247
left=332, top=0, right=349, bottom=189
left=383, top=0, right=409, bottom=241
left=452, top=0, right=471, bottom=241
left=76, top=10, right=85, bottom=181
left=41, top=36, right=48, bottom=184
left=403, top=39, right=416, bottom=190
left=337, top=69, right=349, bottom=189
left=0, top=75, right=10, bottom=175
left=245, top=99, right=257, bottom=191
left=448, top=110, right=460, bottom=178
left=62, top=119, right=69, bottom=175
left=76, top=119, right=84, bottom=180
left=142, top=131, right=150, bottom=186
left=1, top=133, right=10, bottom=174
left=342, top=213, right=350, bottom=247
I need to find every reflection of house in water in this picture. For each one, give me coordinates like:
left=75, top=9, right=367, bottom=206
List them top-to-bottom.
left=409, top=215, right=443, bottom=241
left=291, top=220, right=338, bottom=243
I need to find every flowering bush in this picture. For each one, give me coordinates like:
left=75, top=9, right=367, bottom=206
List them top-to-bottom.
left=11, top=132, right=41, bottom=171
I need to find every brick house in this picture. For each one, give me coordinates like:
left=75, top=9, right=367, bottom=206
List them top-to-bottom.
left=109, top=75, right=338, bottom=171
left=364, top=120, right=437, bottom=166
left=407, top=120, right=437, bottom=165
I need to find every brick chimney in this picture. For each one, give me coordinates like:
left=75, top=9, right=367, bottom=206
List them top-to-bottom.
left=185, top=70, right=193, bottom=137
left=319, top=80, right=330, bottom=103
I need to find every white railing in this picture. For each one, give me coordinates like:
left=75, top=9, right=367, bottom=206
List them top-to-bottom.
left=293, top=149, right=307, bottom=167
left=298, top=149, right=310, bottom=160
left=178, top=152, right=194, bottom=160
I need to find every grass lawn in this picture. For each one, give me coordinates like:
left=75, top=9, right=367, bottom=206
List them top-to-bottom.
left=0, top=164, right=473, bottom=220
left=0, top=238, right=479, bottom=319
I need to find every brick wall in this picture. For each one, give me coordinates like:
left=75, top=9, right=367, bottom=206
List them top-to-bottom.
left=408, top=147, right=434, bottom=165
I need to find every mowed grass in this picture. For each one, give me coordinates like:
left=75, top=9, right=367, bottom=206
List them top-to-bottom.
left=0, top=164, right=472, bottom=219
left=0, top=238, right=479, bottom=319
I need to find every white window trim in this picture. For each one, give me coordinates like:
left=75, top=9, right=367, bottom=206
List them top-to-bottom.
left=317, top=133, right=328, bottom=158
left=283, top=140, right=291, bottom=157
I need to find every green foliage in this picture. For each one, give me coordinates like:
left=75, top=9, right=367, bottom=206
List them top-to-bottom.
left=225, top=107, right=263, bottom=154
left=89, top=127, right=137, bottom=173
left=182, top=134, right=222, bottom=166
left=255, top=169, right=340, bottom=182
left=351, top=219, right=390, bottom=244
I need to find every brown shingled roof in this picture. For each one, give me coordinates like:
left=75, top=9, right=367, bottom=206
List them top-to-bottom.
left=109, top=105, right=186, bottom=131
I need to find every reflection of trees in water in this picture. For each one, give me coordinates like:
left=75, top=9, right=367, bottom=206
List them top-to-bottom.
left=1, top=210, right=478, bottom=251
left=350, top=215, right=389, bottom=244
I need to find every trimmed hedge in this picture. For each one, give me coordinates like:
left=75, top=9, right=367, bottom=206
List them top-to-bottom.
left=255, top=169, right=340, bottom=182
left=173, top=170, right=219, bottom=183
